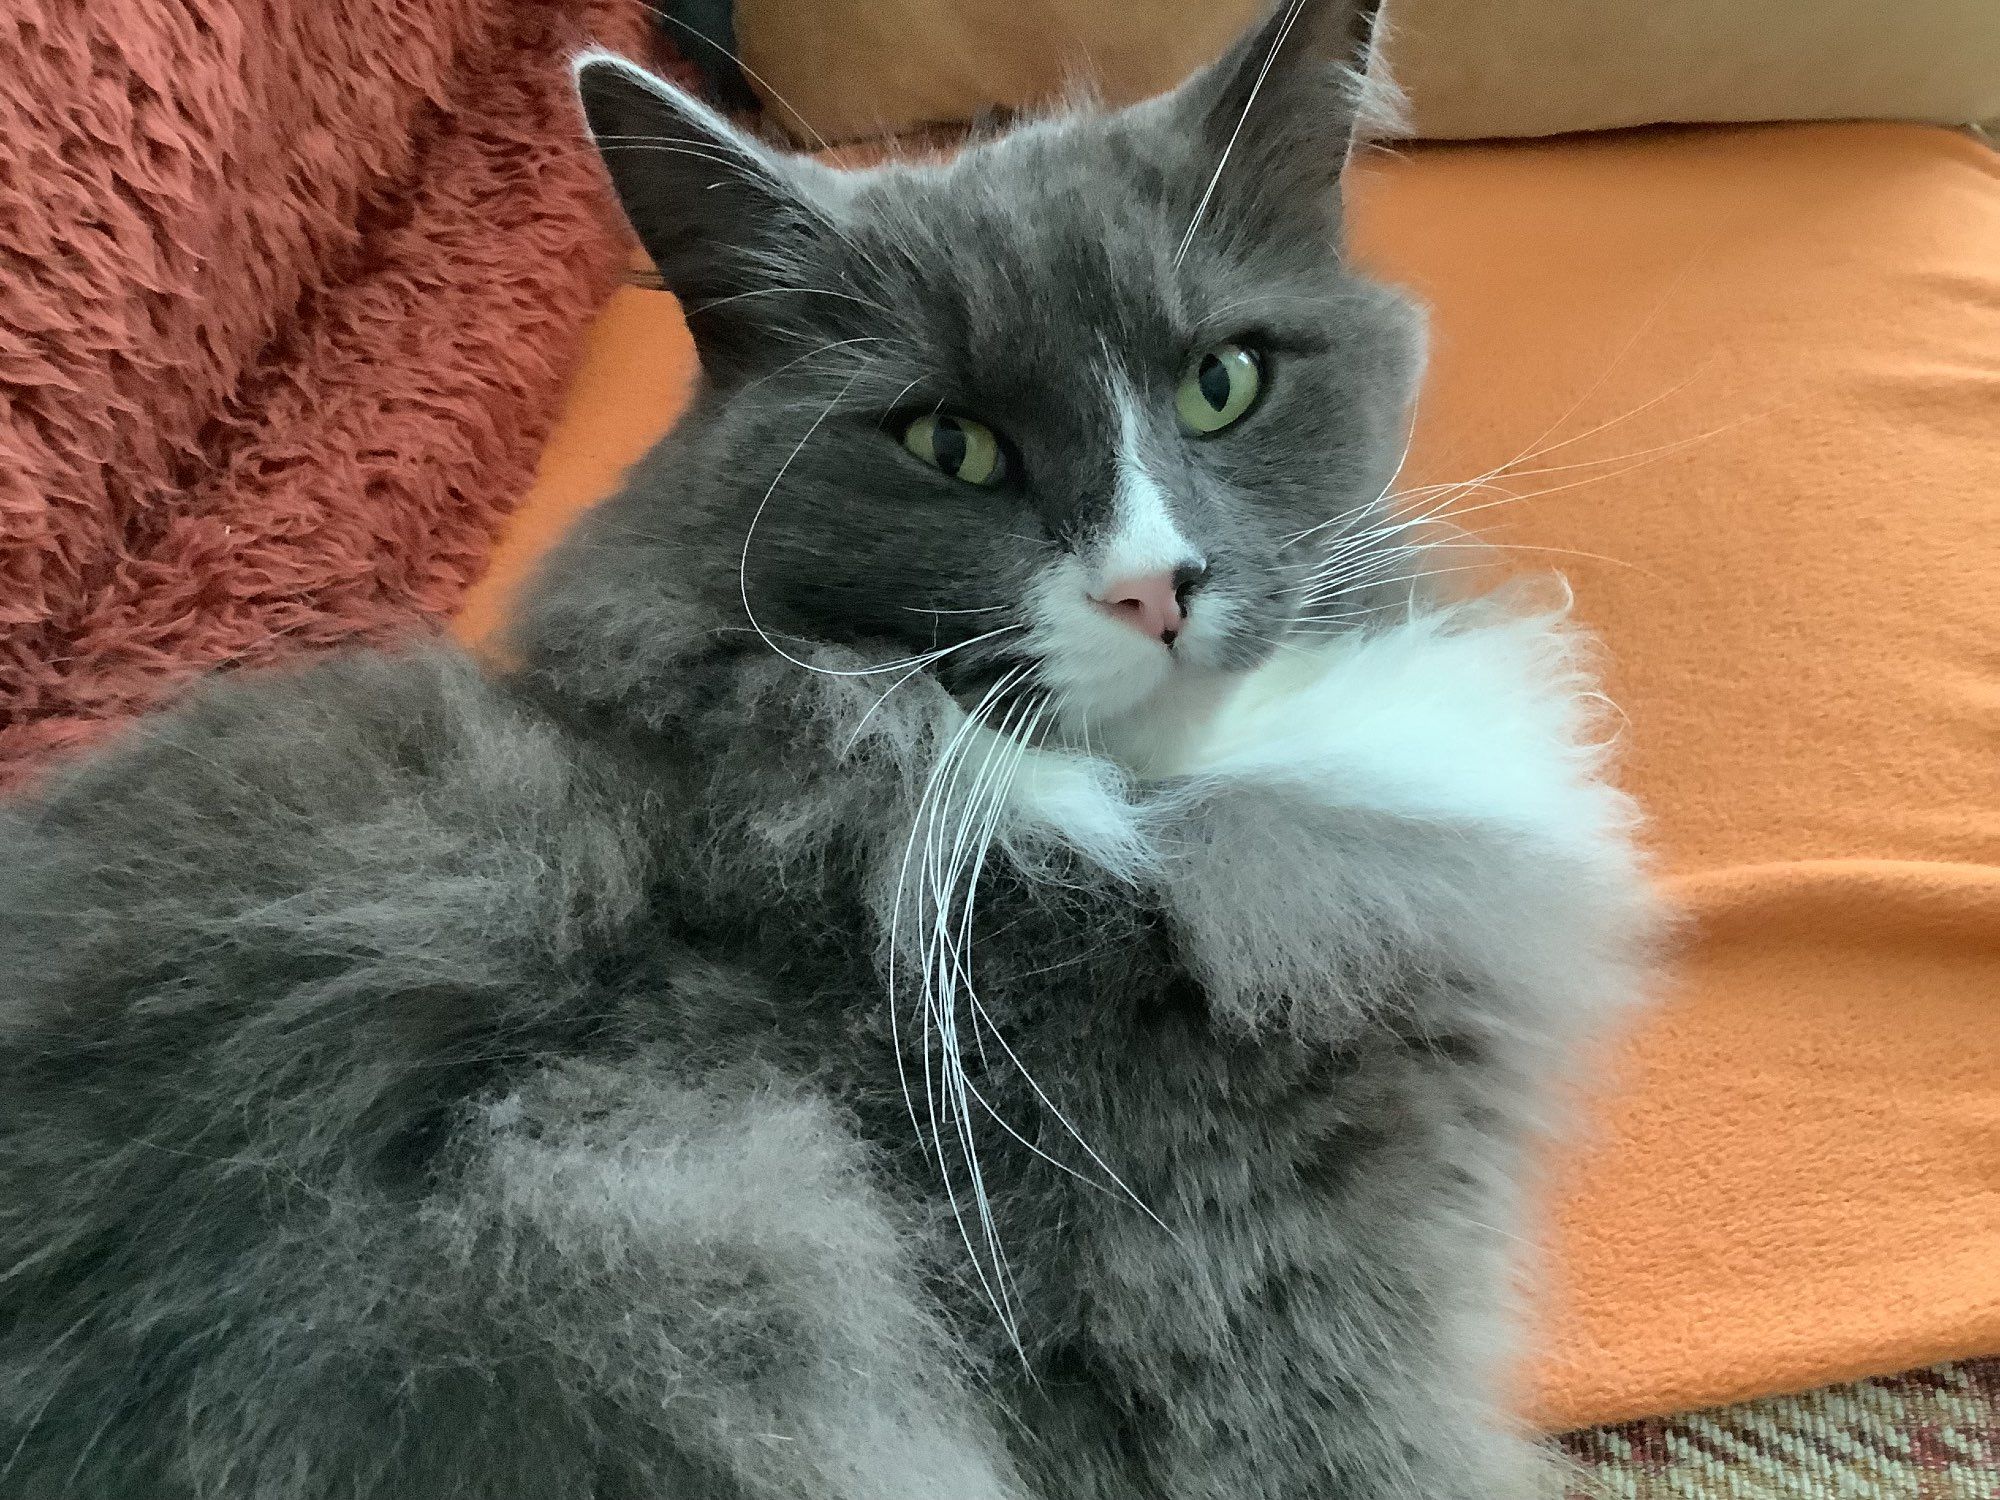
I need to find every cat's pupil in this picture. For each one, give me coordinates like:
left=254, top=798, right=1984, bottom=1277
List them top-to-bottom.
left=1197, top=354, right=1231, bottom=411
left=932, top=417, right=968, bottom=476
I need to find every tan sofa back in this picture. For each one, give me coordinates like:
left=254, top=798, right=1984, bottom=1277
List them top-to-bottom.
left=732, top=0, right=2000, bottom=143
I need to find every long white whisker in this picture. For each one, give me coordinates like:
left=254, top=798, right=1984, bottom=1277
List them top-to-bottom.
left=1173, top=0, right=1306, bottom=269
left=633, top=1, right=834, bottom=152
left=585, top=141, right=761, bottom=170
left=1499, top=226, right=1733, bottom=473
left=688, top=286, right=889, bottom=319
left=733, top=336, right=891, bottom=400
left=1493, top=361, right=1716, bottom=473
left=1285, top=363, right=1732, bottom=570
left=737, top=376, right=866, bottom=674
left=1283, top=403, right=1421, bottom=547
left=1307, top=404, right=1771, bottom=587
left=1382, top=439, right=1737, bottom=535
left=1419, top=537, right=1648, bottom=574
left=1299, top=564, right=1498, bottom=611
left=841, top=624, right=1026, bottom=755
left=902, top=665, right=1034, bottom=1357
left=889, top=669, right=1015, bottom=1161
left=934, top=690, right=1033, bottom=1018
left=934, top=692, right=1040, bottom=1325
left=948, top=696, right=1179, bottom=1238
left=961, top=983, right=1180, bottom=1238
left=961, top=1073, right=1131, bottom=1198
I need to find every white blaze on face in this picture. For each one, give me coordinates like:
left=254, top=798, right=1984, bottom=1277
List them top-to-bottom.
left=1026, top=377, right=1233, bottom=735
left=1094, top=385, right=1203, bottom=591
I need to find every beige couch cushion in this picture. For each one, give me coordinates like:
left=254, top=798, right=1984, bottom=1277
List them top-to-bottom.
left=733, top=0, right=2000, bottom=142
left=733, top=0, right=1260, bottom=142
left=1387, top=0, right=2000, bottom=138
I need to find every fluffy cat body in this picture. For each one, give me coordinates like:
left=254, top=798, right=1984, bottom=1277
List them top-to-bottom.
left=0, top=4, right=1655, bottom=1495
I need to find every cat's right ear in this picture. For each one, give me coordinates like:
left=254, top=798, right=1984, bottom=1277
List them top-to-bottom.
left=572, top=51, right=833, bottom=377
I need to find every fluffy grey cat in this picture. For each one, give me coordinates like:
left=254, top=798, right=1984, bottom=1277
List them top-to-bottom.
left=0, top=2, right=1654, bottom=1495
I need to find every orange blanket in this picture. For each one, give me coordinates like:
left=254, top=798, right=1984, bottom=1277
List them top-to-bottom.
left=456, top=120, right=2000, bottom=1427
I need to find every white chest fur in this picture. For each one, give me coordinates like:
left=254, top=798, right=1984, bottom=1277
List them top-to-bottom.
left=998, top=601, right=1636, bottom=872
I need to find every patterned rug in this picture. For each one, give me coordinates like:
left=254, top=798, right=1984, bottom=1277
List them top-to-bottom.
left=1559, top=1358, right=1999, bottom=1498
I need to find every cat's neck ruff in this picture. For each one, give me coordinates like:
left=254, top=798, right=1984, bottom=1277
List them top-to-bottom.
left=993, top=594, right=1630, bottom=875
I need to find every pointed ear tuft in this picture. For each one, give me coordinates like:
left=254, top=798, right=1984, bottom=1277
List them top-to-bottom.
left=1153, top=0, right=1385, bottom=247
left=1181, top=0, right=1378, bottom=133
left=572, top=51, right=830, bottom=375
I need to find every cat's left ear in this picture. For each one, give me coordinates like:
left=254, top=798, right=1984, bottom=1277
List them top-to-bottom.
left=1146, top=0, right=1388, bottom=245
left=572, top=50, right=839, bottom=378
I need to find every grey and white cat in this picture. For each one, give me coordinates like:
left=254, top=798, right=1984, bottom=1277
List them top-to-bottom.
left=0, top=2, right=1655, bottom=1495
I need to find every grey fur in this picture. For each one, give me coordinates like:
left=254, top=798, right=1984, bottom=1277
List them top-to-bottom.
left=0, top=3, right=1655, bottom=1496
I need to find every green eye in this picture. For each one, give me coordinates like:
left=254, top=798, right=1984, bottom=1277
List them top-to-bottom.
left=1176, top=342, right=1264, bottom=435
left=902, top=414, right=1006, bottom=486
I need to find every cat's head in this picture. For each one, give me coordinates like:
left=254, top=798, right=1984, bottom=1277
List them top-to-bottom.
left=569, top=0, right=1424, bottom=748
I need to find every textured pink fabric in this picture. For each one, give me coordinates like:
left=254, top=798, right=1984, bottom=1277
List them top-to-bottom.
left=0, top=0, right=662, bottom=785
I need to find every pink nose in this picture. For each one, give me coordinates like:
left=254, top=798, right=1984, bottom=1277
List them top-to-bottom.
left=1092, top=571, right=1187, bottom=645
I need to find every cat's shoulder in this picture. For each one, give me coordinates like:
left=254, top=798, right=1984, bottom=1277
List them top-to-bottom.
left=11, top=646, right=610, bottom=845
left=0, top=647, right=650, bottom=1026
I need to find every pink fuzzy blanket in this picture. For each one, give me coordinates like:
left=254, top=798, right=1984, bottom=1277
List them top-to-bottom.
left=0, top=0, right=662, bottom=786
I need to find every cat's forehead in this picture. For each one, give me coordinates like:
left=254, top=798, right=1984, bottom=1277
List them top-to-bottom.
left=860, top=112, right=1182, bottom=236
left=838, top=122, right=1242, bottom=384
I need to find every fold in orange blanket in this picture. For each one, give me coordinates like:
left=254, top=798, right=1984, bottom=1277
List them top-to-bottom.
left=0, top=0, right=654, bottom=785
